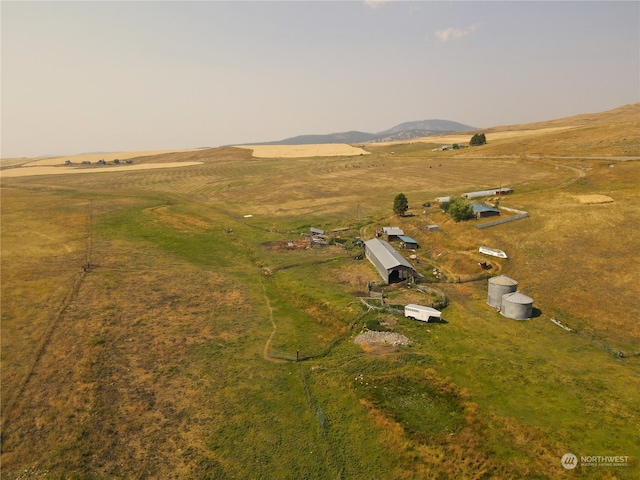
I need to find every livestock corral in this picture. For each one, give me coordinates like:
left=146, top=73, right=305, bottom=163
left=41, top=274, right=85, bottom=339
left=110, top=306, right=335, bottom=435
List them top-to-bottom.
left=2, top=105, right=639, bottom=479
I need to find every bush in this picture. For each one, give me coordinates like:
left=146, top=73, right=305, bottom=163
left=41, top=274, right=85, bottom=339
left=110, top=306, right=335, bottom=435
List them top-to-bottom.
left=445, top=197, right=474, bottom=222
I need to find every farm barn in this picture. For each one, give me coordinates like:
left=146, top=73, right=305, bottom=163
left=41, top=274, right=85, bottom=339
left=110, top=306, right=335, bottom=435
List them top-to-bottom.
left=462, top=187, right=513, bottom=199
left=472, top=204, right=501, bottom=219
left=382, top=227, right=404, bottom=241
left=398, top=235, right=419, bottom=249
left=364, top=238, right=418, bottom=284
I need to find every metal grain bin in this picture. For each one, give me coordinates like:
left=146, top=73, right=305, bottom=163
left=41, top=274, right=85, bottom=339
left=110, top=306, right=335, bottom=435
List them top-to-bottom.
left=487, top=275, right=518, bottom=308
left=500, top=291, right=534, bottom=320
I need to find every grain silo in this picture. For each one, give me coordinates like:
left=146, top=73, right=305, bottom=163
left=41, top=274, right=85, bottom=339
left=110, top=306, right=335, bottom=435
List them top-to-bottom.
left=487, top=275, right=518, bottom=308
left=500, top=291, right=534, bottom=320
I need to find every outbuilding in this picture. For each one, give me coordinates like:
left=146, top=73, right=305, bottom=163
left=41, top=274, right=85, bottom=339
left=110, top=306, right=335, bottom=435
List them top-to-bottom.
left=463, top=188, right=513, bottom=199
left=472, top=204, right=501, bottom=219
left=382, top=227, right=404, bottom=241
left=398, top=235, right=419, bottom=249
left=364, top=238, right=417, bottom=284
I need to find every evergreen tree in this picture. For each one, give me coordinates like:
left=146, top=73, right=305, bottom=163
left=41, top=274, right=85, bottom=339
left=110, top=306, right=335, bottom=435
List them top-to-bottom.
left=470, top=133, right=487, bottom=146
left=393, top=193, right=409, bottom=216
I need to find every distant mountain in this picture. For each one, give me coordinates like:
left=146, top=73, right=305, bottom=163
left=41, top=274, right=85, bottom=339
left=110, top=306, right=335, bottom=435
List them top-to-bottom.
left=247, top=119, right=476, bottom=145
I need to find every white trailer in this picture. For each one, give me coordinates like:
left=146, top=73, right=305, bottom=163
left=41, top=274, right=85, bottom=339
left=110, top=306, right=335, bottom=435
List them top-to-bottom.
left=404, top=304, right=442, bottom=322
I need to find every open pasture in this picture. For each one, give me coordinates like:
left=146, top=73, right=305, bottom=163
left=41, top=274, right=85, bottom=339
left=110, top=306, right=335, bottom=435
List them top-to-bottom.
left=2, top=110, right=640, bottom=478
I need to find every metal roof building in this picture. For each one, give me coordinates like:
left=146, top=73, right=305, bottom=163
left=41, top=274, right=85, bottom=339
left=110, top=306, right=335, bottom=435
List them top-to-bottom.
left=462, top=188, right=513, bottom=199
left=472, top=204, right=501, bottom=218
left=382, top=227, right=404, bottom=240
left=398, top=235, right=419, bottom=249
left=364, top=238, right=417, bottom=284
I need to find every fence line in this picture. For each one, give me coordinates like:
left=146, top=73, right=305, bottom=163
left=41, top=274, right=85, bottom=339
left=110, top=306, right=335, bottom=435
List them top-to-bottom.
left=476, top=212, right=529, bottom=229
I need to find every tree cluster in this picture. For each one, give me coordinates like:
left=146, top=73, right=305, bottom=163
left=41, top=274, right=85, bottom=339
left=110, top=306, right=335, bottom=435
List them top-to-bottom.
left=469, top=133, right=487, bottom=146
left=442, top=197, right=474, bottom=222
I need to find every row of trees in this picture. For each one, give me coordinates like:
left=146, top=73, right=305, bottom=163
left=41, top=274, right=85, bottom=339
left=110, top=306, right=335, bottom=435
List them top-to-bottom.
left=394, top=193, right=473, bottom=222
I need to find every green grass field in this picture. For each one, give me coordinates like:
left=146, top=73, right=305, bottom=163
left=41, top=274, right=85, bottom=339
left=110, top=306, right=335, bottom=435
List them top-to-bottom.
left=2, top=104, right=639, bottom=479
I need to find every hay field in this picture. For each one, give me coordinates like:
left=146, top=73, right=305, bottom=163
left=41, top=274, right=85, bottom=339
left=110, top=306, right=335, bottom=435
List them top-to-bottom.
left=2, top=107, right=640, bottom=478
left=236, top=143, right=369, bottom=158
left=22, top=148, right=208, bottom=166
left=0, top=162, right=204, bottom=179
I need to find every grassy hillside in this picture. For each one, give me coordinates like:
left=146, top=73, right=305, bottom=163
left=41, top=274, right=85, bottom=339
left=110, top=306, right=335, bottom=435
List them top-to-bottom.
left=399, top=102, right=640, bottom=157
left=1, top=105, right=639, bottom=479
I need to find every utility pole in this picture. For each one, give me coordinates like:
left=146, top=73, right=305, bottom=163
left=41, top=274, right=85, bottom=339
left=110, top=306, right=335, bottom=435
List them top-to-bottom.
left=85, top=199, right=93, bottom=271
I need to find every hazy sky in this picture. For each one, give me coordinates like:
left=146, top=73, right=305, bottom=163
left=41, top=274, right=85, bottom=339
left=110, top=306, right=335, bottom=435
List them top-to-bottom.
left=2, top=1, right=639, bottom=158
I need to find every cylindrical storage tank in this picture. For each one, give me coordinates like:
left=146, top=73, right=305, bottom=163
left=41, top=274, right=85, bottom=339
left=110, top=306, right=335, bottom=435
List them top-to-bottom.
left=487, top=275, right=518, bottom=308
left=500, top=292, right=533, bottom=320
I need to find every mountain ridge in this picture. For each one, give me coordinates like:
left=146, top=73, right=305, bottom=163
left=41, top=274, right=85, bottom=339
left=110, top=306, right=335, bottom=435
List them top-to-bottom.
left=244, top=119, right=476, bottom=146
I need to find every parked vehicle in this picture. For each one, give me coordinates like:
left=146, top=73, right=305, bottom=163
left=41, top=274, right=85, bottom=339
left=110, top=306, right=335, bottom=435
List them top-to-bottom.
left=404, top=304, right=441, bottom=322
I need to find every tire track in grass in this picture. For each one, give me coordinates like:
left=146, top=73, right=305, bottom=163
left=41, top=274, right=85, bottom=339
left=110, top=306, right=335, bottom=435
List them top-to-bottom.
left=1, top=269, right=88, bottom=432
left=261, top=282, right=288, bottom=363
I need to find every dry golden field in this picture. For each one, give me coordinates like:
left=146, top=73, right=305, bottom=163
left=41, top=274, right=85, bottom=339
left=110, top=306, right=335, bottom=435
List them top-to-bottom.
left=1, top=104, right=639, bottom=479
left=235, top=143, right=369, bottom=158
left=22, top=148, right=209, bottom=166
left=0, top=162, right=204, bottom=179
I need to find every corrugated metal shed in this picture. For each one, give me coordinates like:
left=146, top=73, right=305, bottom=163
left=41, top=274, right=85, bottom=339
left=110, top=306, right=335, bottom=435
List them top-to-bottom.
left=463, top=188, right=512, bottom=199
left=472, top=204, right=500, bottom=214
left=310, top=227, right=325, bottom=235
left=383, top=227, right=404, bottom=236
left=398, top=235, right=419, bottom=249
left=398, top=235, right=417, bottom=243
left=364, top=238, right=417, bottom=283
